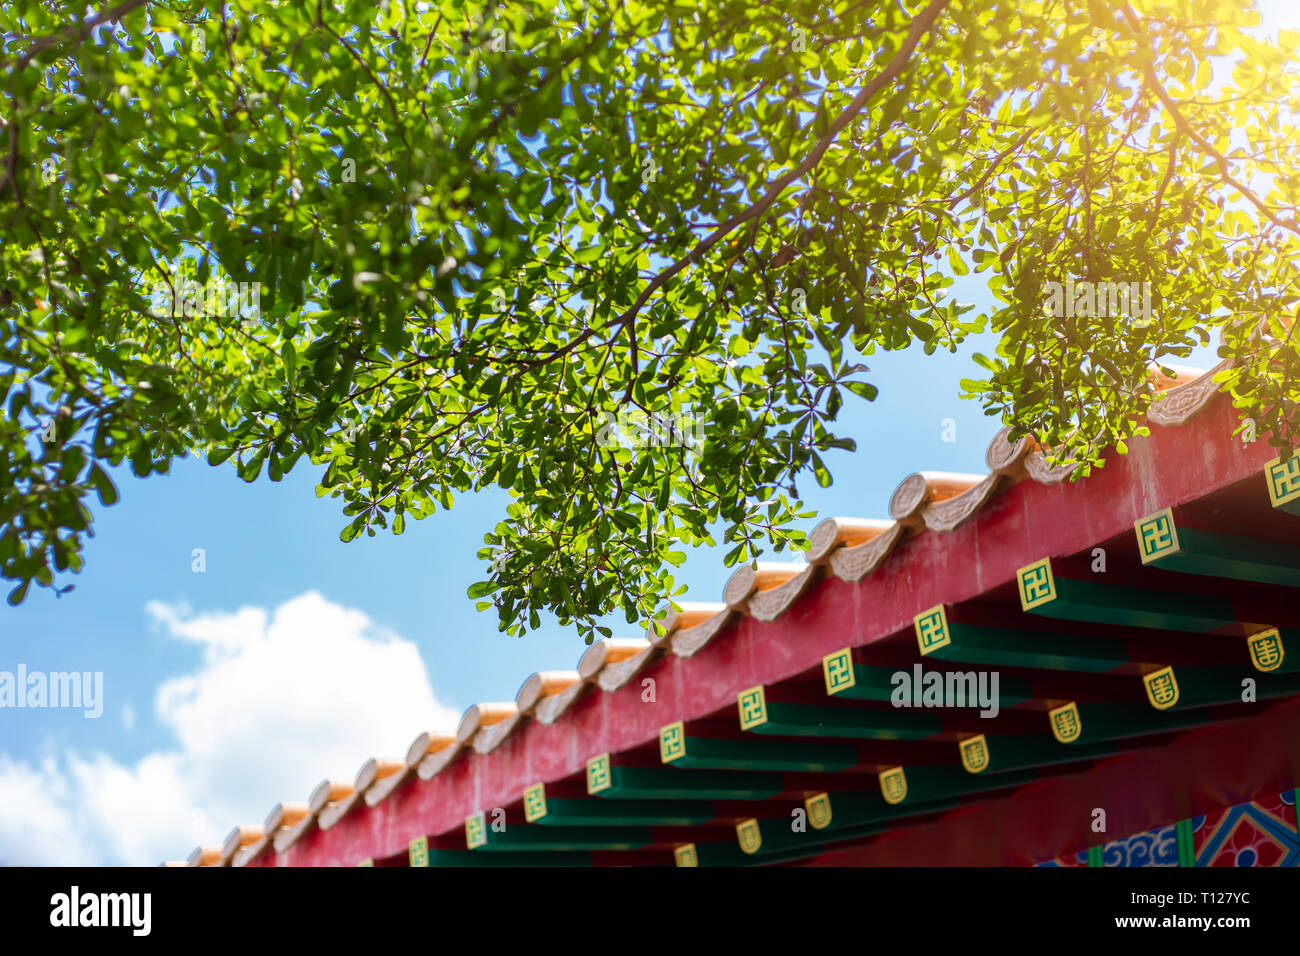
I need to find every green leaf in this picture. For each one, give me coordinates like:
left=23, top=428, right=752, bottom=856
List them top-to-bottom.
left=283, top=341, right=298, bottom=385
left=88, top=464, right=119, bottom=506
left=468, top=580, right=499, bottom=599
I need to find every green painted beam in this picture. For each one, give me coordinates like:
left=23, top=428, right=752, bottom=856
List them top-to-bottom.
left=1135, top=508, right=1300, bottom=588
left=1014, top=558, right=1239, bottom=632
left=911, top=605, right=1128, bottom=672
left=819, top=652, right=1033, bottom=706
left=1139, top=665, right=1300, bottom=712
left=738, top=685, right=942, bottom=739
left=1045, top=699, right=1230, bottom=744
left=658, top=721, right=858, bottom=772
left=955, top=733, right=1118, bottom=775
left=585, top=757, right=785, bottom=800
left=877, top=764, right=1041, bottom=805
left=801, top=789, right=965, bottom=834
left=531, top=797, right=715, bottom=827
left=732, top=815, right=893, bottom=859
left=1176, top=819, right=1196, bottom=866
left=471, top=825, right=653, bottom=852
left=411, top=835, right=595, bottom=867
left=677, top=839, right=844, bottom=868
left=675, top=841, right=754, bottom=867
left=422, top=849, right=594, bottom=867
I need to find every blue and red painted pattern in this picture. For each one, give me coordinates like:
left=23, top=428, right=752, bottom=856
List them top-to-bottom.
left=1037, top=790, right=1298, bottom=867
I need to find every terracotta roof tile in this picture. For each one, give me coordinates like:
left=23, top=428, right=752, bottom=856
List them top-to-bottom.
left=1148, top=358, right=1233, bottom=426
left=984, top=425, right=1036, bottom=474
left=1023, top=450, right=1077, bottom=485
left=888, top=471, right=986, bottom=525
left=806, top=517, right=894, bottom=562
left=827, top=522, right=906, bottom=581
left=722, top=561, right=806, bottom=609
left=744, top=564, right=819, bottom=622
left=660, top=601, right=724, bottom=632
left=668, top=608, right=736, bottom=657
left=577, top=638, right=648, bottom=680
left=594, top=638, right=665, bottom=692
left=515, top=671, right=580, bottom=712
left=532, top=677, right=589, bottom=725
left=452, top=703, right=520, bottom=757
left=473, top=710, right=526, bottom=755
left=404, top=730, right=457, bottom=767
left=416, top=740, right=463, bottom=780
left=362, top=756, right=418, bottom=806
left=357, top=757, right=404, bottom=791
left=313, top=776, right=360, bottom=831
left=309, top=778, right=353, bottom=812
left=317, top=797, right=359, bottom=831
left=233, top=801, right=309, bottom=865
left=265, top=801, right=310, bottom=832
left=272, top=803, right=320, bottom=853
left=220, top=825, right=263, bottom=865
left=233, top=839, right=270, bottom=867
left=187, top=845, right=222, bottom=867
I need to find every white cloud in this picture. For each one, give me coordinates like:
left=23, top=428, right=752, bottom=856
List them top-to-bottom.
left=0, top=591, right=458, bottom=866
left=0, top=754, right=81, bottom=866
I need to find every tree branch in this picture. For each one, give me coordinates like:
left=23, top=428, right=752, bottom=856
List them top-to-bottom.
left=4, top=0, right=149, bottom=74
left=606, top=0, right=952, bottom=336
left=1120, top=2, right=1300, bottom=237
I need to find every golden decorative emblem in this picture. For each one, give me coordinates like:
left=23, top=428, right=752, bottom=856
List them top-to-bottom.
left=1265, top=454, right=1300, bottom=510
left=1135, top=508, right=1180, bottom=564
left=1017, top=558, right=1058, bottom=611
left=913, top=605, right=952, bottom=655
left=1247, top=629, right=1285, bottom=673
left=823, top=648, right=856, bottom=695
left=1143, top=666, right=1180, bottom=710
left=738, top=685, right=768, bottom=730
left=1048, top=702, right=1082, bottom=743
left=659, top=721, right=686, bottom=763
left=960, top=734, right=990, bottom=774
left=586, top=752, right=612, bottom=794
left=880, top=766, right=908, bottom=805
left=523, top=782, right=547, bottom=822
left=806, top=792, right=833, bottom=830
left=465, top=811, right=487, bottom=850
left=736, top=819, right=763, bottom=855
left=407, top=835, right=428, bottom=868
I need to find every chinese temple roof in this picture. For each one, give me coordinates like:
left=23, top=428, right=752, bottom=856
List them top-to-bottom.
left=173, top=357, right=1300, bottom=867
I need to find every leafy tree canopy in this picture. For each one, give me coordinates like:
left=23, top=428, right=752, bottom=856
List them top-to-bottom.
left=2, top=0, right=1298, bottom=639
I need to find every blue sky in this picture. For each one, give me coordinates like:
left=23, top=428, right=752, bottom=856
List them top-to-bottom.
left=2, top=0, right=1293, bottom=867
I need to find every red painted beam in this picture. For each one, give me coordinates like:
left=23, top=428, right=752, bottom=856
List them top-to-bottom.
left=264, top=396, right=1277, bottom=866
